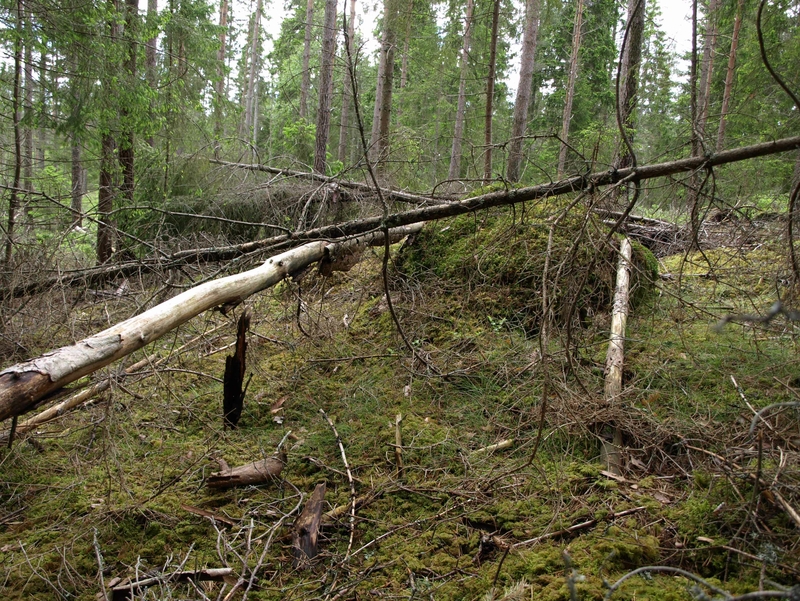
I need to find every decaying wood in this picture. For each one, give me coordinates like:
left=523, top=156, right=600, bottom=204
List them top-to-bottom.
left=0, top=227, right=421, bottom=422
left=602, top=238, right=632, bottom=476
left=223, top=309, right=250, bottom=428
left=206, top=452, right=287, bottom=489
left=292, top=482, right=326, bottom=567
left=110, top=568, right=236, bottom=601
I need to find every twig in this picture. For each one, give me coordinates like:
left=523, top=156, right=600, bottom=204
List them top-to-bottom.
left=748, top=402, right=800, bottom=437
left=320, top=409, right=357, bottom=561
left=513, top=506, right=646, bottom=549
left=93, top=528, right=108, bottom=601
left=604, top=566, right=732, bottom=599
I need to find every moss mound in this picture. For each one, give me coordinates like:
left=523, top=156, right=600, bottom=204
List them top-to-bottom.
left=397, top=203, right=656, bottom=333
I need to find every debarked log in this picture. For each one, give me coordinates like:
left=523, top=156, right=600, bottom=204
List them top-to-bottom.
left=0, top=226, right=422, bottom=422
left=206, top=452, right=287, bottom=489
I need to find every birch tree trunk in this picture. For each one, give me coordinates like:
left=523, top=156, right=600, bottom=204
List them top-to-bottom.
left=313, top=0, right=338, bottom=174
left=447, top=0, right=474, bottom=184
left=483, top=0, right=501, bottom=184
left=507, top=0, right=540, bottom=183
left=557, top=0, right=584, bottom=178
left=0, top=225, right=423, bottom=421
left=603, top=238, right=632, bottom=475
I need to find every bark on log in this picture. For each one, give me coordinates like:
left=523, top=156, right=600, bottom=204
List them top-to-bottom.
left=602, top=238, right=632, bottom=475
left=206, top=452, right=286, bottom=489
left=292, top=482, right=326, bottom=567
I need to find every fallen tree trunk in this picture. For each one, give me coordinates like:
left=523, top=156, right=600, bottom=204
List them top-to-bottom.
left=2, top=136, right=800, bottom=420
left=6, top=136, right=799, bottom=298
left=179, top=136, right=800, bottom=264
left=209, top=158, right=453, bottom=206
left=0, top=225, right=422, bottom=422
left=206, top=452, right=287, bottom=489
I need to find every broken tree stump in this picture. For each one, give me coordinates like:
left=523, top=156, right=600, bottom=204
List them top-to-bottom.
left=602, top=237, right=632, bottom=476
left=223, top=309, right=250, bottom=428
left=206, top=452, right=286, bottom=489
left=292, top=482, right=326, bottom=567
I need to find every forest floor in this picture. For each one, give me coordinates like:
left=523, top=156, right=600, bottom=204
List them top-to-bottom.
left=0, top=204, right=798, bottom=600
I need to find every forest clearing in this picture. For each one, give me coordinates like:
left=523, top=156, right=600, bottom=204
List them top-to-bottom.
left=1, top=0, right=800, bottom=598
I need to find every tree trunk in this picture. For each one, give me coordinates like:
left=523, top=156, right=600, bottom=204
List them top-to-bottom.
left=5, top=0, right=23, bottom=266
left=119, top=0, right=138, bottom=208
left=214, top=0, right=229, bottom=154
left=244, top=0, right=263, bottom=145
left=299, top=0, right=314, bottom=120
left=313, top=0, right=338, bottom=174
left=337, top=0, right=357, bottom=164
left=370, top=0, right=399, bottom=168
left=447, top=0, right=474, bottom=184
left=483, top=0, right=501, bottom=184
left=507, top=0, right=540, bottom=183
left=557, top=0, right=584, bottom=178
left=616, top=0, right=646, bottom=170
left=697, top=0, right=720, bottom=140
left=715, top=0, right=743, bottom=152
left=23, top=5, right=34, bottom=196
left=36, top=47, right=46, bottom=171
left=97, top=133, right=116, bottom=264
left=71, top=138, right=82, bottom=227
left=602, top=237, right=632, bottom=475
left=293, top=483, right=326, bottom=567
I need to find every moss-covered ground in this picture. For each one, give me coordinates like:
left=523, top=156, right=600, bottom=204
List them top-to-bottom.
left=0, top=203, right=798, bottom=600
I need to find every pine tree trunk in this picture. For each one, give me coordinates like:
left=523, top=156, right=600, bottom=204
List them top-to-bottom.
left=5, top=0, right=23, bottom=266
left=214, top=0, right=228, bottom=154
left=244, top=0, right=262, bottom=144
left=299, top=0, right=314, bottom=120
left=313, top=0, right=338, bottom=174
left=337, top=0, right=357, bottom=164
left=370, top=0, right=398, bottom=168
left=447, top=0, right=473, bottom=183
left=483, top=0, right=501, bottom=184
left=507, top=0, right=540, bottom=183
left=557, top=0, right=584, bottom=178
left=616, top=0, right=646, bottom=170
left=697, top=0, right=719, bottom=139
left=716, top=0, right=743, bottom=152
left=97, top=133, right=116, bottom=264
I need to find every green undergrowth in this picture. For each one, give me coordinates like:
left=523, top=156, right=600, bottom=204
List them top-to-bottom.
left=0, top=204, right=798, bottom=600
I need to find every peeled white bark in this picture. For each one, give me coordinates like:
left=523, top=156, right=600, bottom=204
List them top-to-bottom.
left=0, top=226, right=422, bottom=422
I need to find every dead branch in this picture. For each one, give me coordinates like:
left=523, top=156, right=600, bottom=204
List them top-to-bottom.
left=206, top=452, right=287, bottom=489
left=110, top=568, right=236, bottom=601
